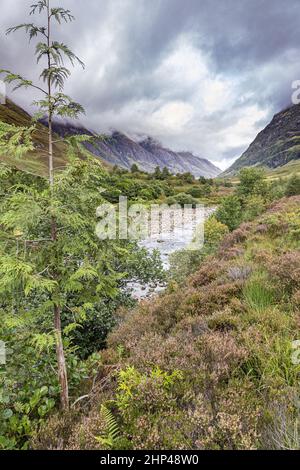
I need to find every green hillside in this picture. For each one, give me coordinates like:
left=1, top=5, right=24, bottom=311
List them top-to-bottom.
left=0, top=99, right=67, bottom=176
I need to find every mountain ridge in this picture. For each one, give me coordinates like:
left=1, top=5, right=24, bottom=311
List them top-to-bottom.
left=223, top=103, right=300, bottom=176
left=49, top=120, right=221, bottom=178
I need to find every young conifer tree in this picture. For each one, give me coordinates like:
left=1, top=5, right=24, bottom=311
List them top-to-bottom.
left=0, top=0, right=85, bottom=410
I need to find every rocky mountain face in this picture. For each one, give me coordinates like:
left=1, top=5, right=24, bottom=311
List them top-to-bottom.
left=223, top=104, right=300, bottom=176
left=49, top=122, right=221, bottom=178
left=139, top=137, right=221, bottom=177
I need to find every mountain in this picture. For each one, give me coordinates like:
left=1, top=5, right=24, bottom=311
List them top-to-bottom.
left=0, top=99, right=221, bottom=177
left=223, top=103, right=300, bottom=176
left=49, top=122, right=221, bottom=178
left=139, top=137, right=221, bottom=177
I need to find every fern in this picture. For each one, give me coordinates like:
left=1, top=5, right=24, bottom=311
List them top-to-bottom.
left=95, top=405, right=120, bottom=449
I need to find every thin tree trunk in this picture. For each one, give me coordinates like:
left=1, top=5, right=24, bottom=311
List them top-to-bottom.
left=47, top=0, right=69, bottom=411
left=47, top=0, right=54, bottom=186
left=54, top=304, right=69, bottom=410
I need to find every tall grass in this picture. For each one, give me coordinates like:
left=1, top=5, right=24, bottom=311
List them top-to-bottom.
left=243, top=272, right=275, bottom=312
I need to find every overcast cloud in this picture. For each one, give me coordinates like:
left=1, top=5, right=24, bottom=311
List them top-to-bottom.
left=1, top=0, right=300, bottom=169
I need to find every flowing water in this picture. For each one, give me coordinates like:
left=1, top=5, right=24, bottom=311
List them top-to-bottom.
left=128, top=206, right=216, bottom=299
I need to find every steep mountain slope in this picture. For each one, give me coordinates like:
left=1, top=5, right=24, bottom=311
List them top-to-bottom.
left=0, top=99, right=67, bottom=175
left=223, top=104, right=300, bottom=176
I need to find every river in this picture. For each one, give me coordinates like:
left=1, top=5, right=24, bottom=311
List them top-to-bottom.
left=128, top=206, right=216, bottom=299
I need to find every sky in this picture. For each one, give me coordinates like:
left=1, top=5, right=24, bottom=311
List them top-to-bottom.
left=1, top=0, right=300, bottom=170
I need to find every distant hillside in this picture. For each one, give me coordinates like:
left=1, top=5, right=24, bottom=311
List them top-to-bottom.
left=0, top=99, right=67, bottom=175
left=223, top=104, right=300, bottom=176
left=49, top=122, right=221, bottom=178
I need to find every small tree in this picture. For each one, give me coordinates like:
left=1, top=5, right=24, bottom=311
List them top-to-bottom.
left=0, top=0, right=85, bottom=410
left=130, top=163, right=139, bottom=173
left=153, top=166, right=162, bottom=179
left=161, top=166, right=170, bottom=179
left=237, top=167, right=265, bottom=198
left=181, top=172, right=194, bottom=184
left=215, top=195, right=242, bottom=231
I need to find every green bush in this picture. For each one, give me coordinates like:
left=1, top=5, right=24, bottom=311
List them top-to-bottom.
left=237, top=167, right=266, bottom=198
left=285, top=175, right=300, bottom=196
left=187, top=185, right=211, bottom=198
left=166, top=192, right=198, bottom=207
left=215, top=195, right=242, bottom=231
left=204, top=216, right=229, bottom=249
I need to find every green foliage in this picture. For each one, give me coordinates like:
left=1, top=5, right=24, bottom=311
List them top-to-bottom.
left=1, top=0, right=85, bottom=122
left=0, top=121, right=35, bottom=159
left=0, top=153, right=163, bottom=448
left=130, top=163, right=139, bottom=173
left=153, top=166, right=162, bottom=179
left=161, top=166, right=171, bottom=179
left=237, top=167, right=266, bottom=198
left=178, top=172, right=195, bottom=184
left=285, top=174, right=300, bottom=196
left=187, top=184, right=211, bottom=198
left=166, top=192, right=198, bottom=207
left=215, top=195, right=242, bottom=231
left=242, top=195, right=266, bottom=222
left=204, top=216, right=229, bottom=249
left=169, top=249, right=204, bottom=284
left=243, top=272, right=275, bottom=312
left=115, top=366, right=183, bottom=422
left=95, top=405, right=120, bottom=450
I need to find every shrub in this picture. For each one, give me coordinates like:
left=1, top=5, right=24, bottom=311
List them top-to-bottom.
left=237, top=167, right=266, bottom=198
left=285, top=175, right=300, bottom=197
left=187, top=185, right=211, bottom=198
left=166, top=192, right=198, bottom=207
left=215, top=195, right=242, bottom=231
left=204, top=217, right=229, bottom=249
left=169, top=249, right=205, bottom=283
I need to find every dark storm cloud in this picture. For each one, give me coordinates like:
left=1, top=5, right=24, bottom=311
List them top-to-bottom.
left=1, top=0, right=300, bottom=169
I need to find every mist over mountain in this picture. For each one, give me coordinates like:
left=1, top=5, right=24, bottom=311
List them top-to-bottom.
left=49, top=120, right=221, bottom=178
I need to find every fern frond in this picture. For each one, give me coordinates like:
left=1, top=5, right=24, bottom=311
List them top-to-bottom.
left=95, top=405, right=120, bottom=449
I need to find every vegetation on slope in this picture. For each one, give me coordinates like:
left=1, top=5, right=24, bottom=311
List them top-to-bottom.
left=0, top=99, right=67, bottom=176
left=223, top=104, right=300, bottom=176
left=33, top=182, right=300, bottom=450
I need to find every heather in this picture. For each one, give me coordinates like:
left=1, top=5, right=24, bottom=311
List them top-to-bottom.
left=33, top=196, right=300, bottom=450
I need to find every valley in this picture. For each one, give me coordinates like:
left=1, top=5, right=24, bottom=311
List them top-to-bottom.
left=1, top=0, right=300, bottom=453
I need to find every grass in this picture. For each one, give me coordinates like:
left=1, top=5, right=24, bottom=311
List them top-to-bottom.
left=228, top=159, right=300, bottom=186
left=265, top=160, right=300, bottom=181
left=243, top=272, right=275, bottom=312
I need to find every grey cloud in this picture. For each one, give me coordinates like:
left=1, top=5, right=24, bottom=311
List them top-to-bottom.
left=1, top=0, right=300, bottom=169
